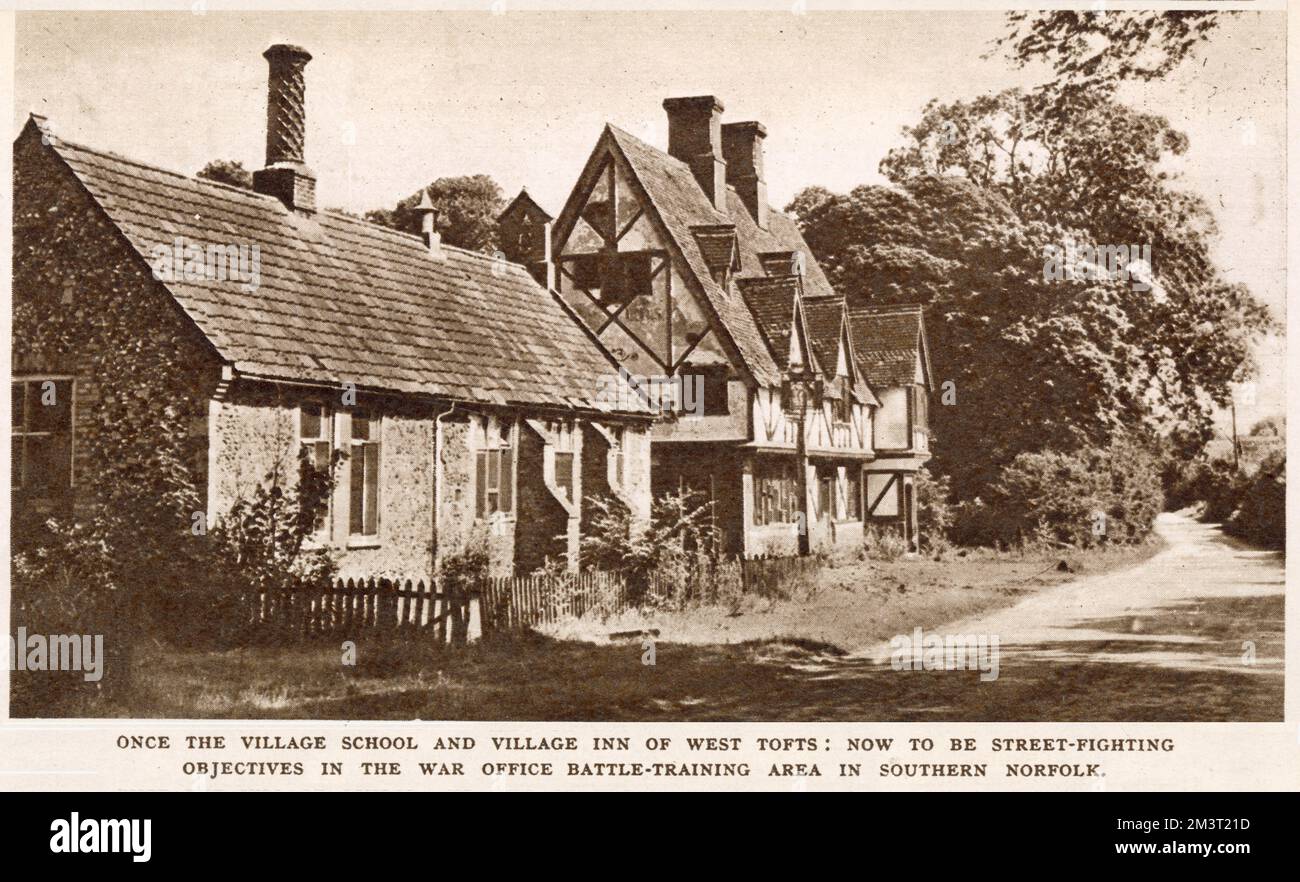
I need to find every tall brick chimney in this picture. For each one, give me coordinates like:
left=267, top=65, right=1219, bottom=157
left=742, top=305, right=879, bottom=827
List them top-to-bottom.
left=253, top=44, right=316, bottom=214
left=663, top=96, right=727, bottom=214
left=722, top=121, right=768, bottom=230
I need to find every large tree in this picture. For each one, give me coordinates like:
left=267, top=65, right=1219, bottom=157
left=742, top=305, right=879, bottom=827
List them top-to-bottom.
left=787, top=11, right=1271, bottom=499
left=196, top=159, right=254, bottom=190
left=365, top=174, right=504, bottom=254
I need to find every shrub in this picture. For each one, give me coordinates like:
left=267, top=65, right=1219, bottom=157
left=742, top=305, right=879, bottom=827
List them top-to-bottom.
left=981, top=438, right=1162, bottom=549
left=1227, top=451, right=1285, bottom=549
left=914, top=466, right=953, bottom=550
left=579, top=488, right=718, bottom=605
left=10, top=515, right=132, bottom=714
left=863, top=525, right=909, bottom=561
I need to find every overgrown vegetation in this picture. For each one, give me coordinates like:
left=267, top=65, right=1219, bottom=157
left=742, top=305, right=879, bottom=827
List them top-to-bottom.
left=1161, top=419, right=1285, bottom=550
left=11, top=443, right=342, bottom=715
left=578, top=488, right=720, bottom=604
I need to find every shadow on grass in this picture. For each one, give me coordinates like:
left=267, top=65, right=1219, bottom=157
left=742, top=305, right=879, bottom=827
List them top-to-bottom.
left=276, top=615, right=1281, bottom=723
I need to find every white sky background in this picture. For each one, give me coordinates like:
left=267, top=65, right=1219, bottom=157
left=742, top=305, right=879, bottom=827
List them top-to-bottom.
left=13, top=9, right=1286, bottom=431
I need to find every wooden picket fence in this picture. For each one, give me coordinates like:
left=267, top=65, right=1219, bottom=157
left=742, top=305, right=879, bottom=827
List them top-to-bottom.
left=248, top=554, right=825, bottom=639
left=477, top=570, right=627, bottom=631
left=247, top=577, right=475, bottom=643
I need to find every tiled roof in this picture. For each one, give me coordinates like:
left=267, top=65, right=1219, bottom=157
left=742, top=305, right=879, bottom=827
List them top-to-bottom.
left=39, top=123, right=640, bottom=414
left=607, top=125, right=837, bottom=387
left=499, top=187, right=553, bottom=223
left=690, top=224, right=740, bottom=276
left=737, top=276, right=803, bottom=373
left=800, top=296, right=845, bottom=381
left=845, top=303, right=930, bottom=389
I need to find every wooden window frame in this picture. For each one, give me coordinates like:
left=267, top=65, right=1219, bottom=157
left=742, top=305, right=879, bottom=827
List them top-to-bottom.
left=12, top=376, right=75, bottom=504
left=299, top=402, right=334, bottom=539
left=348, top=409, right=381, bottom=538
left=476, top=419, right=515, bottom=520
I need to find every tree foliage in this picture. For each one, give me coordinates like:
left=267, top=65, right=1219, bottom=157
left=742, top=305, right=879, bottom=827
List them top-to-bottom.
left=994, top=11, right=1220, bottom=104
left=786, top=12, right=1271, bottom=504
left=197, top=159, right=254, bottom=190
left=365, top=174, right=505, bottom=254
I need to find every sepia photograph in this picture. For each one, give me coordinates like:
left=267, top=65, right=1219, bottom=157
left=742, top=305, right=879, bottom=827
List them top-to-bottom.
left=0, top=0, right=1292, bottom=809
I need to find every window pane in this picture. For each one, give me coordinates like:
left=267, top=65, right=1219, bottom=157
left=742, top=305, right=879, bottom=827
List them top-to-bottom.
left=29, top=380, right=71, bottom=434
left=301, top=406, right=322, bottom=440
left=351, top=410, right=370, bottom=441
left=27, top=434, right=71, bottom=497
left=311, top=440, right=331, bottom=472
left=364, top=443, right=380, bottom=535
left=350, top=448, right=365, bottom=534
left=487, top=448, right=500, bottom=489
left=499, top=448, right=513, bottom=513
left=476, top=451, right=487, bottom=518
left=555, top=451, right=574, bottom=501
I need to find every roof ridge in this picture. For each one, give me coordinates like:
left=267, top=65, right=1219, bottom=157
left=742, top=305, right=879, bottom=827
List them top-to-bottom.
left=49, top=134, right=280, bottom=204
left=319, top=206, right=527, bottom=270
left=848, top=302, right=924, bottom=314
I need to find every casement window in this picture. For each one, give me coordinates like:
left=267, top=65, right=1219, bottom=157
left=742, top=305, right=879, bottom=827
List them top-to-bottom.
left=568, top=252, right=654, bottom=307
left=677, top=365, right=730, bottom=417
left=11, top=378, right=73, bottom=504
left=911, top=386, right=929, bottom=450
left=833, top=392, right=852, bottom=426
left=299, top=403, right=333, bottom=535
left=300, top=404, right=333, bottom=471
left=349, top=409, right=380, bottom=537
left=476, top=419, right=514, bottom=518
left=549, top=420, right=576, bottom=504
left=609, top=426, right=625, bottom=488
left=753, top=457, right=799, bottom=526
left=817, top=467, right=835, bottom=522
left=846, top=468, right=862, bottom=521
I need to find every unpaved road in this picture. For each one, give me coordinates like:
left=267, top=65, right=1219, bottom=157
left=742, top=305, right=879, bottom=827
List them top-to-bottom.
left=833, top=512, right=1284, bottom=720
left=273, top=513, right=1283, bottom=722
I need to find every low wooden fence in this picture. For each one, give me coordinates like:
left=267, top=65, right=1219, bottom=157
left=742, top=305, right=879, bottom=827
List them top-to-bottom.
left=248, top=554, right=825, bottom=640
left=478, top=570, right=626, bottom=631
left=247, top=577, right=475, bottom=643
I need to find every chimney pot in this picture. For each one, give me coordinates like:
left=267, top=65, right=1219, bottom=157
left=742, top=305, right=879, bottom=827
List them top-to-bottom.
left=253, top=43, right=317, bottom=213
left=663, top=95, right=728, bottom=214
left=722, top=121, right=768, bottom=229
left=414, top=190, right=444, bottom=260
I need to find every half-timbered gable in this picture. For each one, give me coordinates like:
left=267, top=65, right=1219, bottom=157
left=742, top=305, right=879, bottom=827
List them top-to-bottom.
left=548, top=95, right=889, bottom=555
left=847, top=303, right=934, bottom=550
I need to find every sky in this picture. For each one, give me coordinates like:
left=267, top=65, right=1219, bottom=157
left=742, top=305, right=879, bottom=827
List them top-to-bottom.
left=13, top=9, right=1286, bottom=430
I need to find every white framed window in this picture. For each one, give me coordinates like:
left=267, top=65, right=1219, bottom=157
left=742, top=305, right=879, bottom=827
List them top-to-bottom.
left=12, top=378, right=74, bottom=504
left=299, top=403, right=333, bottom=536
left=349, top=409, right=380, bottom=537
left=476, top=418, right=514, bottom=518
left=550, top=420, right=576, bottom=503
left=609, top=426, right=626, bottom=488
